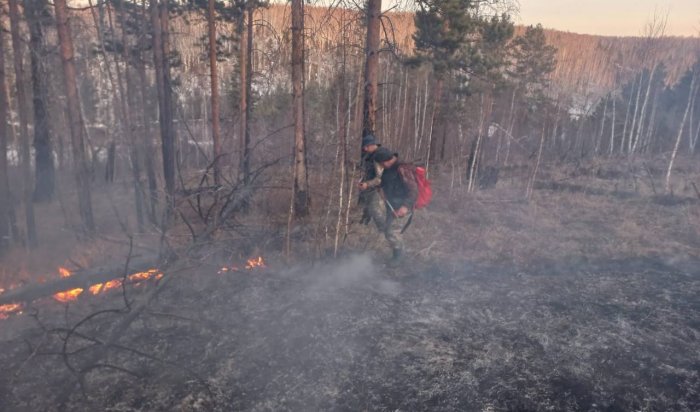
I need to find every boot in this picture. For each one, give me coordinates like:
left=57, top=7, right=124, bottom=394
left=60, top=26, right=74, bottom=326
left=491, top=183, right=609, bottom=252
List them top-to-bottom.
left=388, top=248, right=403, bottom=267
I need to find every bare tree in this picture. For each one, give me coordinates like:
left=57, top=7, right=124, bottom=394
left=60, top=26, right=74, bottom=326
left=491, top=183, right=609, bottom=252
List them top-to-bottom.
left=8, top=0, right=38, bottom=246
left=26, top=0, right=55, bottom=202
left=54, top=0, right=96, bottom=232
left=151, top=0, right=176, bottom=213
left=208, top=0, right=222, bottom=185
left=291, top=0, right=309, bottom=217
left=361, top=0, right=381, bottom=140
left=239, top=4, right=254, bottom=187
left=0, top=23, right=13, bottom=252
left=666, top=69, right=698, bottom=193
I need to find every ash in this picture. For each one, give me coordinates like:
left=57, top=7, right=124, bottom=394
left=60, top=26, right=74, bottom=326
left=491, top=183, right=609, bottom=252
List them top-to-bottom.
left=0, top=255, right=698, bottom=411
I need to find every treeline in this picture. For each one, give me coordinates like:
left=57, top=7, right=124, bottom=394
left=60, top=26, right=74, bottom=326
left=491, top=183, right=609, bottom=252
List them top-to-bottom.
left=0, top=0, right=698, bottom=256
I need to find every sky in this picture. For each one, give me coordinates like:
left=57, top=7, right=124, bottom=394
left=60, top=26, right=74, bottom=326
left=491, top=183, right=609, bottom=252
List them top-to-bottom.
left=517, top=0, right=699, bottom=36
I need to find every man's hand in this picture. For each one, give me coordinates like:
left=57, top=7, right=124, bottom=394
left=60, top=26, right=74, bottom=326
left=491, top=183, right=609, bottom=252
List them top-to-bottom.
left=358, top=182, right=368, bottom=191
left=395, top=206, right=409, bottom=217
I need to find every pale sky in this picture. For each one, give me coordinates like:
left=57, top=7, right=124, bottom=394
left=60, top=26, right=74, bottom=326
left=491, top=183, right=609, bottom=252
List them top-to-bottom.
left=517, top=0, right=699, bottom=36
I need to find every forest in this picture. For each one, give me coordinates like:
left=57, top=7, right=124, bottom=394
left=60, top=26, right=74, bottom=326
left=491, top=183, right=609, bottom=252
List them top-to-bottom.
left=0, top=0, right=699, bottom=410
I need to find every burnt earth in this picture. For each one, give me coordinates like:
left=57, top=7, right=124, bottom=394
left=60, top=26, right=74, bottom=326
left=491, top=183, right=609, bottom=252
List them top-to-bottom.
left=0, top=255, right=698, bottom=411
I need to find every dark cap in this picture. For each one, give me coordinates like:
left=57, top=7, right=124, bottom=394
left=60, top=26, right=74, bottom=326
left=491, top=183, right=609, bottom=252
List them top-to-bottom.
left=361, top=134, right=379, bottom=148
left=373, top=147, right=397, bottom=162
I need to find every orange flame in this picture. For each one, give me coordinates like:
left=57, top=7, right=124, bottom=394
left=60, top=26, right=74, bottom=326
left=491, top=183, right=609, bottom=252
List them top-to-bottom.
left=245, top=256, right=266, bottom=269
left=3, top=257, right=266, bottom=317
left=53, top=267, right=83, bottom=303
left=58, top=267, right=71, bottom=278
left=127, top=269, right=161, bottom=283
left=89, top=279, right=122, bottom=295
left=53, top=288, right=84, bottom=303
left=0, top=303, right=22, bottom=319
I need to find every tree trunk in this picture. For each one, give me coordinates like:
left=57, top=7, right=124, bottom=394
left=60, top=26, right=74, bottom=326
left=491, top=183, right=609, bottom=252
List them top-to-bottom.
left=9, top=0, right=38, bottom=246
left=26, top=0, right=54, bottom=202
left=54, top=0, right=96, bottom=233
left=115, top=0, right=146, bottom=231
left=136, top=0, right=158, bottom=225
left=139, top=0, right=159, bottom=225
left=151, top=0, right=175, bottom=214
left=160, top=0, right=176, bottom=204
left=207, top=0, right=222, bottom=185
left=291, top=0, right=309, bottom=217
left=361, top=0, right=381, bottom=139
left=244, top=6, right=254, bottom=185
left=238, top=10, right=250, bottom=185
left=0, top=26, right=13, bottom=252
left=632, top=64, right=657, bottom=153
left=628, top=71, right=643, bottom=154
left=665, top=72, right=697, bottom=193
left=620, top=74, right=637, bottom=154
left=425, top=77, right=443, bottom=175
left=609, top=95, right=616, bottom=156
left=595, top=97, right=607, bottom=156
left=527, top=119, right=547, bottom=200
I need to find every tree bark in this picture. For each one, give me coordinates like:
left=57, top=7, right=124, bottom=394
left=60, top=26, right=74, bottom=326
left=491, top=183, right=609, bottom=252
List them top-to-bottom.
left=9, top=0, right=38, bottom=246
left=26, top=0, right=55, bottom=202
left=54, top=0, right=96, bottom=233
left=138, top=0, right=158, bottom=225
left=151, top=0, right=175, bottom=216
left=160, top=0, right=176, bottom=204
left=207, top=0, right=222, bottom=185
left=291, top=0, right=309, bottom=217
left=361, top=0, right=381, bottom=140
left=243, top=6, right=254, bottom=186
left=237, top=8, right=251, bottom=186
left=0, top=26, right=13, bottom=252
left=632, top=64, right=657, bottom=153
left=628, top=71, right=643, bottom=154
left=0, top=257, right=156, bottom=306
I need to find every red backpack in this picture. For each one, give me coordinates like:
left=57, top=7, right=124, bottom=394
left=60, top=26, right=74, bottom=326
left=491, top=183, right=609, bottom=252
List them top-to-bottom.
left=413, top=166, right=433, bottom=209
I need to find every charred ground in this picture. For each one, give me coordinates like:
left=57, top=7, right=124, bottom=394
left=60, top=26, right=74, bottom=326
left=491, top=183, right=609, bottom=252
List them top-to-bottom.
left=0, top=159, right=699, bottom=411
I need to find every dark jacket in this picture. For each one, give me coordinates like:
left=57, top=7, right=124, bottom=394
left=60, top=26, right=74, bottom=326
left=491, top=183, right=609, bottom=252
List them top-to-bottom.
left=380, top=162, right=419, bottom=210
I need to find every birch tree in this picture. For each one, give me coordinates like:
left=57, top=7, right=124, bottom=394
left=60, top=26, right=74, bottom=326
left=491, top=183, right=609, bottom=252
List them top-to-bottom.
left=291, top=0, right=310, bottom=217
left=665, top=69, right=698, bottom=192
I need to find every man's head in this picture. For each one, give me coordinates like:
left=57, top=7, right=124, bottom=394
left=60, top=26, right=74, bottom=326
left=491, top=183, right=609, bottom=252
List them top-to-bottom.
left=361, top=134, right=380, bottom=153
left=374, top=147, right=398, bottom=169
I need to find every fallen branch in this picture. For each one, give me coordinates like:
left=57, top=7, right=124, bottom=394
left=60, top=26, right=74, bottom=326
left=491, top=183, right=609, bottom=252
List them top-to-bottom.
left=0, top=256, right=157, bottom=306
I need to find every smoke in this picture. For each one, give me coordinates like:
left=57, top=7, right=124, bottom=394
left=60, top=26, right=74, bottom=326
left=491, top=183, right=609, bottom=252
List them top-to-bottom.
left=300, top=254, right=401, bottom=297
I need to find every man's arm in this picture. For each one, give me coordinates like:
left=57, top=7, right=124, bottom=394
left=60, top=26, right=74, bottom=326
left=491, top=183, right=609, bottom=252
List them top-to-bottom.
left=364, top=162, right=384, bottom=189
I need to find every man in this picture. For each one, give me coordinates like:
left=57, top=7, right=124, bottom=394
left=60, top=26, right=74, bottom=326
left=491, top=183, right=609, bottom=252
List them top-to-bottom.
left=358, top=134, right=385, bottom=230
left=373, top=147, right=418, bottom=263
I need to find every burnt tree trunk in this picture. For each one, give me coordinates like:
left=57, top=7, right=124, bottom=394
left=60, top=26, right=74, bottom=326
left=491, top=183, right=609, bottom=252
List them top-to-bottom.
left=9, top=0, right=38, bottom=246
left=26, top=0, right=54, bottom=202
left=54, top=0, right=96, bottom=233
left=207, top=0, right=222, bottom=185
left=291, top=0, right=309, bottom=217
left=361, top=0, right=381, bottom=140
left=0, top=27, right=13, bottom=252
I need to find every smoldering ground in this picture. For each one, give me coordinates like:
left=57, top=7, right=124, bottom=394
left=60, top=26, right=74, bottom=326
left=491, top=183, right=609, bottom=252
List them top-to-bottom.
left=0, top=253, right=698, bottom=411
